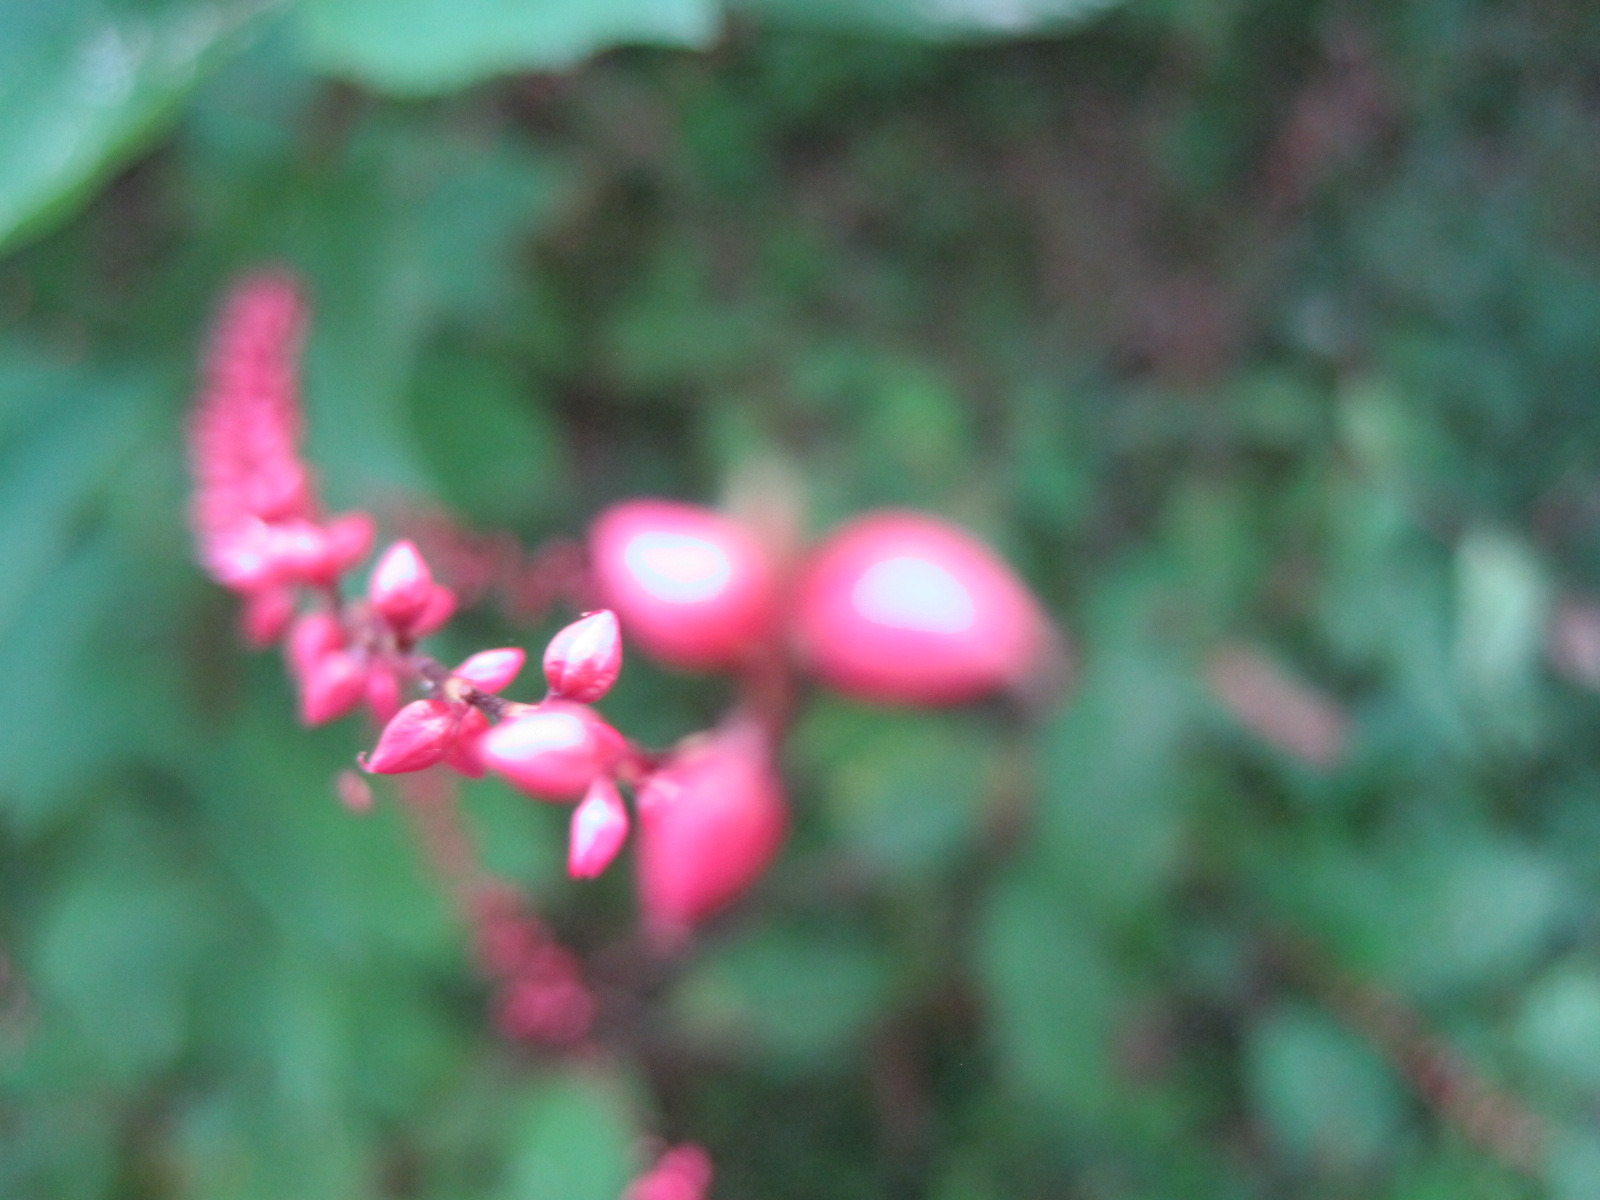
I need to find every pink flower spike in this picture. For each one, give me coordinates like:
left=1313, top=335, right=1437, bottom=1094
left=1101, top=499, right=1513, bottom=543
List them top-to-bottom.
left=324, top=511, right=376, bottom=574
left=369, top=540, right=433, bottom=631
left=409, top=583, right=458, bottom=638
left=240, top=585, right=296, bottom=648
left=287, top=610, right=344, bottom=679
left=544, top=610, right=623, bottom=703
left=455, top=647, right=526, bottom=694
left=298, top=650, right=368, bottom=726
left=362, top=699, right=459, bottom=774
left=480, top=700, right=623, bottom=801
left=446, top=707, right=490, bottom=778
left=568, top=777, right=630, bottom=879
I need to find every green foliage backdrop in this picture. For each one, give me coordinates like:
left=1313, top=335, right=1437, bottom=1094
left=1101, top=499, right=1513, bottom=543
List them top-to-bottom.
left=6, top=1, right=1600, bottom=1197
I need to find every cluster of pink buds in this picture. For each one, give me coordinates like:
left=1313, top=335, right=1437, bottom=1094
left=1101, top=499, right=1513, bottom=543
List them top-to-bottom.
left=186, top=272, right=376, bottom=647
left=469, top=885, right=594, bottom=1045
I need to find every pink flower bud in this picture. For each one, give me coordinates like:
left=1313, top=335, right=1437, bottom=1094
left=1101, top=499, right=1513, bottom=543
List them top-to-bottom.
left=589, top=500, right=778, bottom=671
left=792, top=510, right=1050, bottom=706
left=323, top=511, right=376, bottom=574
left=267, top=518, right=335, bottom=582
left=369, top=540, right=433, bottom=630
left=409, top=583, right=458, bottom=638
left=239, top=585, right=296, bottom=648
left=287, top=610, right=344, bottom=679
left=544, top=610, right=623, bottom=702
left=454, top=647, right=526, bottom=694
left=298, top=650, right=368, bottom=725
left=364, top=662, right=403, bottom=724
left=362, top=699, right=460, bottom=774
left=480, top=701, right=623, bottom=801
left=446, top=707, right=490, bottom=778
left=635, top=719, right=786, bottom=941
left=336, top=768, right=374, bottom=814
left=568, top=777, right=630, bottom=879
left=623, top=1144, right=713, bottom=1200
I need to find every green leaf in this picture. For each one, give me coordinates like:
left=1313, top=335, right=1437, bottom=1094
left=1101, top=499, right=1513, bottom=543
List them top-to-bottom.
left=0, top=0, right=264, bottom=252
left=297, top=0, right=719, bottom=94
left=732, top=0, right=1118, bottom=40
left=1515, top=965, right=1600, bottom=1096
left=1246, top=1004, right=1405, bottom=1171
left=501, top=1069, right=640, bottom=1200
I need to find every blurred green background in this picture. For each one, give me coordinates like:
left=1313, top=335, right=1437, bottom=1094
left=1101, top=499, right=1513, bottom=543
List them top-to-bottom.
left=7, top=0, right=1600, bottom=1197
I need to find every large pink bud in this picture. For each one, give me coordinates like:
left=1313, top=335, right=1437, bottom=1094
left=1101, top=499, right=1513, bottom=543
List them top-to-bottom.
left=589, top=500, right=778, bottom=671
left=792, top=510, right=1049, bottom=706
left=479, top=700, right=624, bottom=801
left=635, top=720, right=786, bottom=942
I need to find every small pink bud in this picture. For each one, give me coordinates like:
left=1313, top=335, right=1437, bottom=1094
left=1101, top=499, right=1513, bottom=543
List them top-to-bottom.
left=589, top=500, right=779, bottom=671
left=792, top=510, right=1051, bottom=706
left=323, top=511, right=376, bottom=574
left=369, top=540, right=433, bottom=630
left=409, top=583, right=458, bottom=638
left=239, top=585, right=296, bottom=648
left=287, top=610, right=344, bottom=678
left=543, top=610, right=623, bottom=702
left=454, top=647, right=526, bottom=694
left=298, top=650, right=368, bottom=725
left=364, top=662, right=403, bottom=724
left=362, top=699, right=460, bottom=773
left=480, top=700, right=623, bottom=801
left=446, top=707, right=490, bottom=778
left=636, top=719, right=786, bottom=942
left=335, top=769, right=374, bottom=814
left=568, top=777, right=630, bottom=879
left=623, top=1145, right=713, bottom=1200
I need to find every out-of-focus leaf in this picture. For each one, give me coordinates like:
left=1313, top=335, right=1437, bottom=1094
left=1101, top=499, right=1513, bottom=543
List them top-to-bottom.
left=0, top=0, right=264, bottom=252
left=298, top=0, right=719, bottom=94
left=734, top=0, right=1118, bottom=40
left=673, top=923, right=892, bottom=1067
left=1515, top=965, right=1600, bottom=1096
left=1245, top=1004, right=1405, bottom=1171
left=500, top=1068, right=641, bottom=1200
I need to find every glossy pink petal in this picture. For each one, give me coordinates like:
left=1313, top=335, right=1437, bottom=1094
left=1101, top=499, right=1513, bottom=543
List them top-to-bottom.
left=544, top=610, right=622, bottom=702
left=455, top=647, right=526, bottom=693
left=362, top=699, right=460, bottom=774
left=480, top=701, right=623, bottom=801
left=568, top=777, right=630, bottom=879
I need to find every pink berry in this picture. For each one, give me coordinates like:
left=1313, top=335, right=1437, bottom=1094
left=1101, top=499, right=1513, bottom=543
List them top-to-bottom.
left=589, top=500, right=778, bottom=671
left=792, top=510, right=1049, bottom=706
left=369, top=540, right=433, bottom=631
left=543, top=610, right=622, bottom=702
left=454, top=647, right=526, bottom=694
left=298, top=650, right=368, bottom=726
left=362, top=699, right=459, bottom=774
left=480, top=701, right=623, bottom=801
left=635, top=719, right=786, bottom=941
left=568, top=776, right=630, bottom=879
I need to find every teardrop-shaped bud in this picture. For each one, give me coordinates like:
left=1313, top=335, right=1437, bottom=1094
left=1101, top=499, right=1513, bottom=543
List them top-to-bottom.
left=589, top=501, right=778, bottom=671
left=792, top=510, right=1052, bottom=706
left=324, top=511, right=376, bottom=574
left=369, top=540, right=434, bottom=630
left=409, top=583, right=458, bottom=638
left=240, top=584, right=296, bottom=648
left=287, top=610, right=344, bottom=679
left=544, top=610, right=623, bottom=702
left=455, top=647, right=526, bottom=694
left=298, top=650, right=368, bottom=726
left=364, top=661, right=403, bottom=724
left=362, top=699, right=460, bottom=774
left=480, top=700, right=623, bottom=801
left=446, top=707, right=490, bottom=778
left=635, top=718, right=786, bottom=943
left=568, top=776, right=630, bottom=879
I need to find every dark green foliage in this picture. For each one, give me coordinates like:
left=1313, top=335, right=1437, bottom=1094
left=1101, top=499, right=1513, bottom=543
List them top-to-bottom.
left=5, top=1, right=1600, bottom=1197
